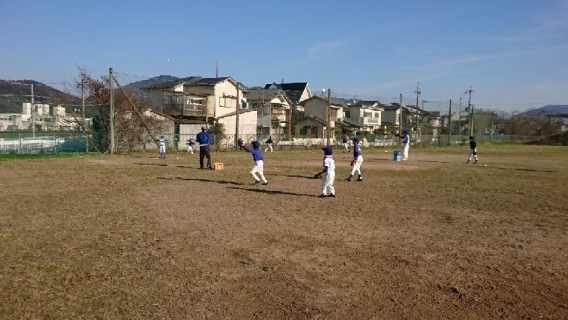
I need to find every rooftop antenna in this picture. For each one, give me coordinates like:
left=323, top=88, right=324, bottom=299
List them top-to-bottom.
left=216, top=60, right=218, bottom=78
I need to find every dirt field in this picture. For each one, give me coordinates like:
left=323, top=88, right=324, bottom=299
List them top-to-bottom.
left=1, top=145, right=567, bottom=319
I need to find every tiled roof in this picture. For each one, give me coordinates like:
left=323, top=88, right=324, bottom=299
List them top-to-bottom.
left=143, top=76, right=202, bottom=89
left=142, top=77, right=235, bottom=90
left=192, top=77, right=231, bottom=86
left=264, top=82, right=308, bottom=91
left=264, top=82, right=309, bottom=104
left=300, top=95, right=346, bottom=106
left=340, top=117, right=363, bottom=127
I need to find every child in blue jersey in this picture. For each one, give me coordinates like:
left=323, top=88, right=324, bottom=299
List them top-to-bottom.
left=401, top=130, right=410, bottom=160
left=158, top=136, right=167, bottom=159
left=346, top=137, right=363, bottom=182
left=186, top=138, right=195, bottom=154
left=240, top=140, right=268, bottom=185
left=318, top=146, right=336, bottom=198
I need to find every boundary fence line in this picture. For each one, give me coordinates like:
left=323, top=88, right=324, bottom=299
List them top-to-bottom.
left=0, top=132, right=549, bottom=154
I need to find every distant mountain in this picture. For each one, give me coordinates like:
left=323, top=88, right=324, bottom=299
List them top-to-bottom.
left=122, top=75, right=179, bottom=97
left=0, top=79, right=79, bottom=113
left=522, top=105, right=568, bottom=117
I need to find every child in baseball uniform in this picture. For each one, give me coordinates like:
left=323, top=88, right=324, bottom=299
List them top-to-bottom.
left=401, top=131, right=410, bottom=160
left=342, top=135, right=350, bottom=152
left=158, top=136, right=167, bottom=159
left=265, top=136, right=274, bottom=152
left=466, top=136, right=478, bottom=164
left=346, top=137, right=363, bottom=182
left=186, top=138, right=195, bottom=154
left=240, top=140, right=268, bottom=185
left=318, top=146, right=336, bottom=198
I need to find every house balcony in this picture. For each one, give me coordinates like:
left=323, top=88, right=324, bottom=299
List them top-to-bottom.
left=162, top=104, right=207, bottom=117
left=359, top=117, right=380, bottom=125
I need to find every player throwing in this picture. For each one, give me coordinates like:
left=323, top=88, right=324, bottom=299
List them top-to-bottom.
left=239, top=140, right=268, bottom=185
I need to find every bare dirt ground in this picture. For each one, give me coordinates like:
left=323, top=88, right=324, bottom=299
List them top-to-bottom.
left=1, top=145, right=567, bottom=319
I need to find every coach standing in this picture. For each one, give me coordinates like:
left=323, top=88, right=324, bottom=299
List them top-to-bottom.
left=196, top=125, right=213, bottom=169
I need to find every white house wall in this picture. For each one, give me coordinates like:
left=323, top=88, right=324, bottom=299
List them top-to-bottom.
left=382, top=109, right=400, bottom=125
left=218, top=111, right=257, bottom=147
left=179, top=124, right=205, bottom=136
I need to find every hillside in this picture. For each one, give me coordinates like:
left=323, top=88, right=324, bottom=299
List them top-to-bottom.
left=122, top=75, right=179, bottom=97
left=0, top=79, right=80, bottom=113
left=522, top=105, right=568, bottom=117
left=526, top=130, right=568, bottom=146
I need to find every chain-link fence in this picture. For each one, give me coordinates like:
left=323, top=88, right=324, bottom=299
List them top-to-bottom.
left=0, top=131, right=549, bottom=155
left=0, top=132, right=89, bottom=154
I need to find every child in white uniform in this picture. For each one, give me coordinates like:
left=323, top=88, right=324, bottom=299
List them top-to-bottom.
left=318, top=146, right=336, bottom=198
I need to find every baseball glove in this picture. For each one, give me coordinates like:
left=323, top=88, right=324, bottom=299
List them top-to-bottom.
left=237, top=138, right=244, bottom=147
left=350, top=159, right=357, bottom=166
left=313, top=172, right=323, bottom=179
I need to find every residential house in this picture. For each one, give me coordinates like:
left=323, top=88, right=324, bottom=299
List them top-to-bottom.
left=143, top=76, right=255, bottom=148
left=264, top=82, right=312, bottom=107
left=264, top=82, right=312, bottom=126
left=244, top=88, right=292, bottom=139
left=295, top=95, right=346, bottom=140
left=344, top=100, right=384, bottom=132
left=382, top=103, right=422, bottom=134
left=381, top=104, right=402, bottom=127
left=216, top=109, right=258, bottom=148
left=420, top=110, right=441, bottom=138
left=441, top=112, right=463, bottom=134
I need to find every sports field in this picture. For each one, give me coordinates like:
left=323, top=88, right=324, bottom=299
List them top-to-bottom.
left=1, top=145, right=567, bottom=319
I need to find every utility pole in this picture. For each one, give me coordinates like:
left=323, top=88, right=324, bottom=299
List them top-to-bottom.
left=109, top=68, right=115, bottom=154
left=81, top=78, right=88, bottom=152
left=12, top=82, right=42, bottom=137
left=235, top=82, right=240, bottom=148
left=415, top=82, right=421, bottom=143
left=30, top=83, right=35, bottom=138
left=466, top=86, right=474, bottom=136
left=326, top=89, right=331, bottom=146
left=399, top=93, right=403, bottom=134
left=458, top=97, right=462, bottom=135
left=448, top=99, right=452, bottom=145
left=490, top=112, right=494, bottom=143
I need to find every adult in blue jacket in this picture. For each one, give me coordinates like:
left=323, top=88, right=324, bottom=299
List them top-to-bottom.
left=196, top=125, right=213, bottom=169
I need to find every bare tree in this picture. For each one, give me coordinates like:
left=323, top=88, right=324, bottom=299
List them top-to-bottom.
left=67, top=69, right=171, bottom=153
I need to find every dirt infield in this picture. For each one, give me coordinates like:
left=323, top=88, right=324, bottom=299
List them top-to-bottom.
left=1, top=145, right=567, bottom=319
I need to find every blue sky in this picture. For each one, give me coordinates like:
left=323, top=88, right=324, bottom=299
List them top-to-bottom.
left=1, top=0, right=567, bottom=113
